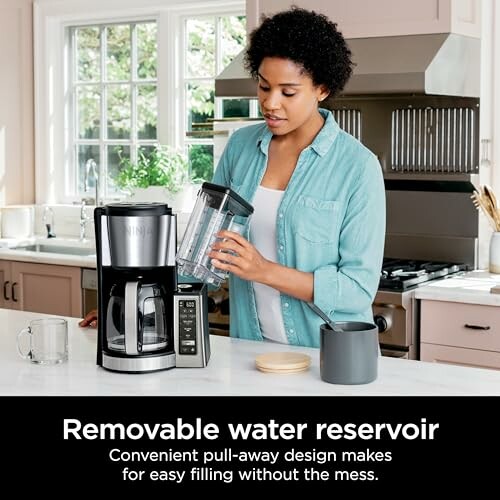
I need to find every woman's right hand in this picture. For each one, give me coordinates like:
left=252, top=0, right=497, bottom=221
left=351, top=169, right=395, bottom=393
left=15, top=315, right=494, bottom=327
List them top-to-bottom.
left=79, top=309, right=98, bottom=328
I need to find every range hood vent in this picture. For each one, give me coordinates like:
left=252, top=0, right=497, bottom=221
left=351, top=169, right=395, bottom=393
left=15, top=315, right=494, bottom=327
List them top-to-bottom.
left=215, top=33, right=480, bottom=98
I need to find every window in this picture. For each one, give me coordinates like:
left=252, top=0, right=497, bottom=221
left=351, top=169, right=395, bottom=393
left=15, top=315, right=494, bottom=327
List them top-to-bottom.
left=35, top=1, right=246, bottom=205
left=183, top=14, right=247, bottom=181
left=69, top=21, right=158, bottom=200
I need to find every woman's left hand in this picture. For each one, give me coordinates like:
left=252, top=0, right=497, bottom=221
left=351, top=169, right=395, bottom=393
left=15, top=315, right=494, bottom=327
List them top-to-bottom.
left=208, top=230, right=271, bottom=283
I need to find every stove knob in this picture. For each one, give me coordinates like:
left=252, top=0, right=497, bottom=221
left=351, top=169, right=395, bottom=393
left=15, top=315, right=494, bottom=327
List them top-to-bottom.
left=374, top=314, right=392, bottom=333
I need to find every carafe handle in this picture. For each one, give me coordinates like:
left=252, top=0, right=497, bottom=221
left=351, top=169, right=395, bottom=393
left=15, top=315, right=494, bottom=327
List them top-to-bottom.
left=125, top=281, right=139, bottom=355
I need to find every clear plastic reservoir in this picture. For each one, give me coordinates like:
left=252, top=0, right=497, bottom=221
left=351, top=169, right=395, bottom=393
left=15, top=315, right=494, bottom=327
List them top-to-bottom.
left=176, top=182, right=253, bottom=287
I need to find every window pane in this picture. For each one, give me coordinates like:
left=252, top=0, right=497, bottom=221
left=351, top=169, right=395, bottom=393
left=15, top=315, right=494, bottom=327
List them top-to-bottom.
left=220, top=16, right=246, bottom=69
left=186, top=18, right=215, bottom=78
left=137, top=23, right=157, bottom=79
left=106, top=25, right=130, bottom=81
left=75, top=27, right=100, bottom=82
left=187, top=81, right=214, bottom=132
left=107, top=84, right=131, bottom=139
left=137, top=84, right=157, bottom=139
left=77, top=85, right=100, bottom=139
left=222, top=99, right=250, bottom=118
left=189, top=144, right=214, bottom=181
left=77, top=145, right=100, bottom=194
left=108, top=145, right=130, bottom=193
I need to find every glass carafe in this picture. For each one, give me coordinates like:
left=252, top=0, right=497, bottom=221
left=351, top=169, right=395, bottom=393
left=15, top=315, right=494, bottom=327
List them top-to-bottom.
left=176, top=182, right=253, bottom=287
left=106, top=282, right=170, bottom=354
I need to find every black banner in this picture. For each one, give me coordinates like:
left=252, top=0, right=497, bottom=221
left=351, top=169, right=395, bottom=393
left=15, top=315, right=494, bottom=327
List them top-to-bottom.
left=3, top=396, right=498, bottom=492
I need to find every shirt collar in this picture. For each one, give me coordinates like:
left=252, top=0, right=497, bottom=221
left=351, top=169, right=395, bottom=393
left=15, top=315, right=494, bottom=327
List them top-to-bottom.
left=257, top=108, right=340, bottom=157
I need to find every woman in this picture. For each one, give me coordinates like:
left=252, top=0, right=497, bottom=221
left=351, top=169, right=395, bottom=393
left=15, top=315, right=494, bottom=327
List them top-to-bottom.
left=80, top=7, right=385, bottom=348
left=208, top=7, right=385, bottom=347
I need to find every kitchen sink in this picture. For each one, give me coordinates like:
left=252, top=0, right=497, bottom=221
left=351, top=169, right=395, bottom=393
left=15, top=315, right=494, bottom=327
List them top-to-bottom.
left=12, top=244, right=96, bottom=257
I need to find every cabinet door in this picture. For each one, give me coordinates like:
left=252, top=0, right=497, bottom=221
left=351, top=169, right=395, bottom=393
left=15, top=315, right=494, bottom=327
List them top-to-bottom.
left=249, top=0, right=480, bottom=38
left=0, top=260, right=13, bottom=309
left=10, top=261, right=82, bottom=317
left=420, top=300, right=500, bottom=352
left=421, top=343, right=500, bottom=370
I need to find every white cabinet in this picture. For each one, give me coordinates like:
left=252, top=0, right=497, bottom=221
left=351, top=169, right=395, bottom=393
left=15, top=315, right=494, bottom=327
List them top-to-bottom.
left=0, top=0, right=35, bottom=205
left=246, top=0, right=481, bottom=38
left=0, top=260, right=82, bottom=317
left=420, top=299, right=500, bottom=370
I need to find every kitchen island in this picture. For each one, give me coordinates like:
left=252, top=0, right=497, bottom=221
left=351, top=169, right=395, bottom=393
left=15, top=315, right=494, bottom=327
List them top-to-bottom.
left=2, top=308, right=500, bottom=396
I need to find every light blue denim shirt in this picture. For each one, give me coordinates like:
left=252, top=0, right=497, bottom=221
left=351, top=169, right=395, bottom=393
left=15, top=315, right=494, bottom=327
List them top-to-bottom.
left=212, top=108, right=385, bottom=348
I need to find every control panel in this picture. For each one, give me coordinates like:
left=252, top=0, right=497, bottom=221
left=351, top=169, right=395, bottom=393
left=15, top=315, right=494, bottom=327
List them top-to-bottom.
left=178, top=299, right=197, bottom=355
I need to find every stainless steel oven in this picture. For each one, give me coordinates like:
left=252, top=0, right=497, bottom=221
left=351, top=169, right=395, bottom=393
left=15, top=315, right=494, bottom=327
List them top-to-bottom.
left=373, top=260, right=467, bottom=359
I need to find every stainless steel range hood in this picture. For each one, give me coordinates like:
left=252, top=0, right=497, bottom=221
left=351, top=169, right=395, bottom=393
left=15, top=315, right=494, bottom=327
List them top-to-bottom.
left=215, top=33, right=480, bottom=98
left=215, top=51, right=257, bottom=98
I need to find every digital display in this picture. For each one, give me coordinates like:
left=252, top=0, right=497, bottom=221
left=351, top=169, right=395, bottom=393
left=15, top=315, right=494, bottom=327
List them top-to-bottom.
left=185, top=301, right=196, bottom=308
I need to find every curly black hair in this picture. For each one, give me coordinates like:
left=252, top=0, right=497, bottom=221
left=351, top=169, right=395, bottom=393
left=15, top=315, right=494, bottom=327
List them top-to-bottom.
left=244, top=6, right=353, bottom=97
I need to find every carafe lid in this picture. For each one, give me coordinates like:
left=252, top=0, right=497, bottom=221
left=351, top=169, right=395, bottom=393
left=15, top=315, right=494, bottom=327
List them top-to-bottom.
left=200, top=182, right=254, bottom=216
left=104, top=202, right=172, bottom=216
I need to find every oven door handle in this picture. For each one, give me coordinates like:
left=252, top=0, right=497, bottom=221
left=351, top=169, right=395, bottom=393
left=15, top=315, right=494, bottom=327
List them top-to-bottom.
left=464, top=323, right=491, bottom=331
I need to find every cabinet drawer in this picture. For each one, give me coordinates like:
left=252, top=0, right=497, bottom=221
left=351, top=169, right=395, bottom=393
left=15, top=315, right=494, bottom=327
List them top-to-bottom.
left=420, top=300, right=500, bottom=352
left=421, top=343, right=500, bottom=370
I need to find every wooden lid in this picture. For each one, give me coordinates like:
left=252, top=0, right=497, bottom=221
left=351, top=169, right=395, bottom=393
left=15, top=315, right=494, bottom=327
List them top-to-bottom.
left=255, top=352, right=311, bottom=373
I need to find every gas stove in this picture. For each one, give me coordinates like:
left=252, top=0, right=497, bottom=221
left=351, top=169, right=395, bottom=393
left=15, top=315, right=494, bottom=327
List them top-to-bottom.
left=374, top=258, right=468, bottom=360
left=379, top=258, right=468, bottom=292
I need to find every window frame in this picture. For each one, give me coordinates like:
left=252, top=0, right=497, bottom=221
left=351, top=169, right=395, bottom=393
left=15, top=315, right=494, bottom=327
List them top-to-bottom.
left=34, top=0, right=244, bottom=205
left=181, top=12, right=248, bottom=182
left=67, top=21, right=159, bottom=200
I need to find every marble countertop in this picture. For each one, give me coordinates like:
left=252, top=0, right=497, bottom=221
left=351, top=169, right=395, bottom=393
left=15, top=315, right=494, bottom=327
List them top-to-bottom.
left=415, top=270, right=500, bottom=306
left=3, top=309, right=500, bottom=396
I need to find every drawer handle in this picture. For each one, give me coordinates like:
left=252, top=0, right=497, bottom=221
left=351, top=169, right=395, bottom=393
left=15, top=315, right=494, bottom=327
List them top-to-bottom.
left=3, top=281, right=10, bottom=301
left=12, top=282, right=18, bottom=303
left=464, top=323, right=491, bottom=331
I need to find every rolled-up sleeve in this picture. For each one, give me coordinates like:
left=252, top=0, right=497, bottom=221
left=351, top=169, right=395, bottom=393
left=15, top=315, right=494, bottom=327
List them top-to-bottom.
left=313, top=152, right=385, bottom=316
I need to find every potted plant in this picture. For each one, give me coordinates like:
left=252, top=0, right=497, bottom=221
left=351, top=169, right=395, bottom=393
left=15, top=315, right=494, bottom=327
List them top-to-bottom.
left=115, top=145, right=196, bottom=211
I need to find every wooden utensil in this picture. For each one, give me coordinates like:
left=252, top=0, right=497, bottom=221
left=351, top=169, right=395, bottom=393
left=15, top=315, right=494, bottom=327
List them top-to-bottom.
left=482, top=185, right=500, bottom=230
left=471, top=191, right=498, bottom=231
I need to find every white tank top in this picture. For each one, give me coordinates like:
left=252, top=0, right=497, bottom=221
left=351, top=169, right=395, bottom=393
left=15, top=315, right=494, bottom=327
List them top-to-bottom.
left=249, top=185, right=288, bottom=344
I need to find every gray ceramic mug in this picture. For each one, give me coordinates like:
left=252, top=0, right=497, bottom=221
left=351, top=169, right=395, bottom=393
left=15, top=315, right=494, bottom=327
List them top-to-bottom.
left=320, top=321, right=378, bottom=385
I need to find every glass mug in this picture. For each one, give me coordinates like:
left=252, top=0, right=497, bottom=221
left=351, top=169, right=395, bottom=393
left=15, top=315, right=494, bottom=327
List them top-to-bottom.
left=17, top=318, right=68, bottom=364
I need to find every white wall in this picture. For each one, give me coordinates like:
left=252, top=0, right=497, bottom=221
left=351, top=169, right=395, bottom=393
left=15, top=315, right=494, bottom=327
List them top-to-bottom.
left=0, top=0, right=35, bottom=205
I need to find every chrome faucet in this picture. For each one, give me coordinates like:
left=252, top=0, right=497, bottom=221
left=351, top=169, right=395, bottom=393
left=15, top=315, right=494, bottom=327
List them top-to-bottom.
left=84, top=158, right=100, bottom=206
left=79, top=200, right=92, bottom=241
left=42, top=206, right=56, bottom=238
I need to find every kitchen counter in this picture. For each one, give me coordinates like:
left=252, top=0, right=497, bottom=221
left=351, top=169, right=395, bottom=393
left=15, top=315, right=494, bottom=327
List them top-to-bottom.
left=0, top=237, right=96, bottom=268
left=415, top=270, right=500, bottom=306
left=2, top=309, right=500, bottom=396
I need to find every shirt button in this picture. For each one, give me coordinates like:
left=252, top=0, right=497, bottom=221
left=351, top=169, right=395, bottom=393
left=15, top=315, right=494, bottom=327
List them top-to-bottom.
left=279, top=213, right=283, bottom=218
left=279, top=245, right=284, bottom=250
left=284, top=302, right=289, bottom=308
left=289, top=329, right=294, bottom=334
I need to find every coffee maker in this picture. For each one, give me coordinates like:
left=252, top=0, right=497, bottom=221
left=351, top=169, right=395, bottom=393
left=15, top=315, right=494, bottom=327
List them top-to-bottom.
left=95, top=203, right=210, bottom=373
